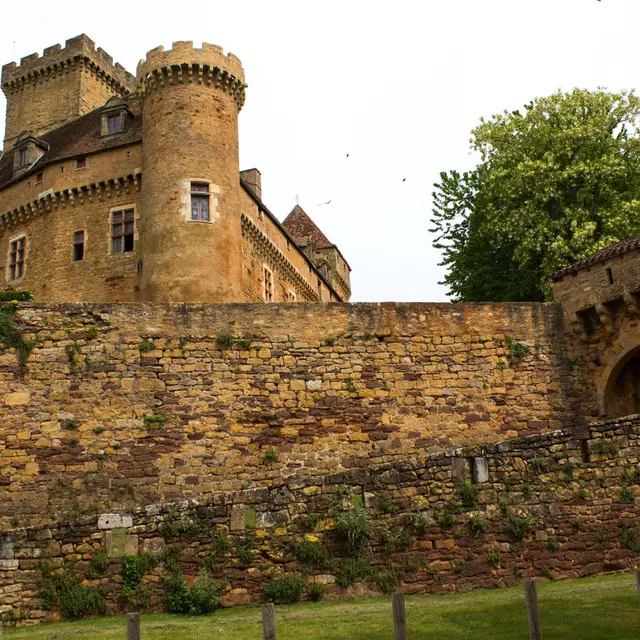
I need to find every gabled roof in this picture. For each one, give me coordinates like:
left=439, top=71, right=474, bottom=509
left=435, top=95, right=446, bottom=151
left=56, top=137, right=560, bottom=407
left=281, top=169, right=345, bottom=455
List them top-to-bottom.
left=0, top=98, right=142, bottom=190
left=239, top=180, right=344, bottom=300
left=282, top=205, right=332, bottom=247
left=553, top=237, right=640, bottom=280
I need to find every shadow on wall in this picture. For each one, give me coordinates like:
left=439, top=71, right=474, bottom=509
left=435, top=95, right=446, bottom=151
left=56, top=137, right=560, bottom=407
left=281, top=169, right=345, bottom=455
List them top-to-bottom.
left=603, top=345, right=640, bottom=418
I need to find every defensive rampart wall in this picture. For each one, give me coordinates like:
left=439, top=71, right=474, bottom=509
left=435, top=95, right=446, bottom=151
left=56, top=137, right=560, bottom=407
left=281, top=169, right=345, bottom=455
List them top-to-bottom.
left=0, top=301, right=576, bottom=527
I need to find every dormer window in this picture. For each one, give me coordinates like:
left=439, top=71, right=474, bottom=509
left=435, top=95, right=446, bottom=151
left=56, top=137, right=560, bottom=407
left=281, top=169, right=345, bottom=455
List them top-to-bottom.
left=100, top=97, right=130, bottom=137
left=107, top=114, right=122, bottom=135
left=12, top=132, right=48, bottom=176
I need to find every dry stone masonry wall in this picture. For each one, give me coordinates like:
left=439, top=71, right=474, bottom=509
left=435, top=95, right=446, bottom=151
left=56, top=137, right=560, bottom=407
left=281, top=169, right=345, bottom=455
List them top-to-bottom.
left=0, top=302, right=573, bottom=526
left=0, top=415, right=638, bottom=624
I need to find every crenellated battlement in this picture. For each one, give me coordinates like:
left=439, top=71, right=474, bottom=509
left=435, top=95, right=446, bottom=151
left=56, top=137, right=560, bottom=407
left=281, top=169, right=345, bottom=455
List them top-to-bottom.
left=1, top=34, right=136, bottom=95
left=136, top=41, right=246, bottom=111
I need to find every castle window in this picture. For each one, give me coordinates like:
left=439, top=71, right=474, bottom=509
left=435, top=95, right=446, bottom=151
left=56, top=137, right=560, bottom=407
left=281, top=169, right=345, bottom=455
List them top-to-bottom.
left=107, top=114, right=122, bottom=135
left=13, top=134, right=48, bottom=175
left=76, top=157, right=86, bottom=170
left=35, top=172, right=43, bottom=185
left=190, top=183, right=210, bottom=221
left=111, top=209, right=134, bottom=254
left=73, top=231, right=85, bottom=261
left=8, top=237, right=26, bottom=280
left=263, top=265, right=274, bottom=302
left=607, top=268, right=614, bottom=285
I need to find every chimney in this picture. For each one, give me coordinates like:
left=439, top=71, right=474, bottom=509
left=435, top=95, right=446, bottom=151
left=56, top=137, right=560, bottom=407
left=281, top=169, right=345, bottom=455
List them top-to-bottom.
left=240, top=168, right=262, bottom=200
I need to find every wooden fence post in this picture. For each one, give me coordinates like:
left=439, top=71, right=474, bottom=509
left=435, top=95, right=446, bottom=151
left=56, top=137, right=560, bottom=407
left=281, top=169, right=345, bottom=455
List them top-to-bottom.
left=635, top=570, right=640, bottom=601
left=524, top=580, right=542, bottom=640
left=392, top=592, right=408, bottom=640
left=262, top=603, right=276, bottom=640
left=127, top=612, right=141, bottom=640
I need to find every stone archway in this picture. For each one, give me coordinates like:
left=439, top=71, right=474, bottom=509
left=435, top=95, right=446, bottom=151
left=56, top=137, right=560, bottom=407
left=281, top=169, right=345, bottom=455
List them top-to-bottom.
left=601, top=344, right=640, bottom=417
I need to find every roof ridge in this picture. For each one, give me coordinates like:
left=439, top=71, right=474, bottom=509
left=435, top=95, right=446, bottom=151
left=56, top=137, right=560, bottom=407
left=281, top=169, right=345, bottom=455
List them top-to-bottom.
left=553, top=237, right=640, bottom=280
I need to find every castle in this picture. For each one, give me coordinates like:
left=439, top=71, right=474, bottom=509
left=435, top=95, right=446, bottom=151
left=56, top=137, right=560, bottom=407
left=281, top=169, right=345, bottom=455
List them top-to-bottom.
left=0, top=35, right=351, bottom=303
left=1, top=35, right=640, bottom=626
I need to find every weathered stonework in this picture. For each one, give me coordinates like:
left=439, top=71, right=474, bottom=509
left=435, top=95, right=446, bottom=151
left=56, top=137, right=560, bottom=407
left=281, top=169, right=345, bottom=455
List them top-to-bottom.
left=0, top=37, right=351, bottom=304
left=0, top=301, right=575, bottom=527
left=0, top=415, right=638, bottom=624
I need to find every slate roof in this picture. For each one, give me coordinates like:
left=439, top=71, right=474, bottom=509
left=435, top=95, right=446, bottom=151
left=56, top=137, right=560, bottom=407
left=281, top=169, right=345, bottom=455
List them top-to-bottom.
left=0, top=98, right=142, bottom=190
left=282, top=205, right=332, bottom=247
left=553, top=237, right=640, bottom=280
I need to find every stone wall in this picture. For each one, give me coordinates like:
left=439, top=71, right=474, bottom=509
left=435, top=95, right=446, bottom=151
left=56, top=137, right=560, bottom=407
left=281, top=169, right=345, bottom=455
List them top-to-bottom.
left=0, top=301, right=574, bottom=528
left=1, top=415, right=639, bottom=625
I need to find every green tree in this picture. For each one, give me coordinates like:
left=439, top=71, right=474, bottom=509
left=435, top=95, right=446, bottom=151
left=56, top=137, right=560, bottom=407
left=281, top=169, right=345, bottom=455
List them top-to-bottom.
left=431, top=88, right=640, bottom=301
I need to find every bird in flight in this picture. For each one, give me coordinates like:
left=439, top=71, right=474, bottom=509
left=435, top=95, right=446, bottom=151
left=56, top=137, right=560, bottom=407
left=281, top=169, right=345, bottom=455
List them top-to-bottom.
left=317, top=200, right=332, bottom=206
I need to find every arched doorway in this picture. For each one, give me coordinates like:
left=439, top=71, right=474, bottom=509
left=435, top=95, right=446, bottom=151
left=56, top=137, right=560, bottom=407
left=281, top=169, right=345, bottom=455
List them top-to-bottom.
left=604, top=346, right=640, bottom=417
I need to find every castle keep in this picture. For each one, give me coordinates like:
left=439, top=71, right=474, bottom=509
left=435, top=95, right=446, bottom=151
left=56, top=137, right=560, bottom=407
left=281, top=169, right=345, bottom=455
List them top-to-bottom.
left=0, top=35, right=351, bottom=303
left=0, top=35, right=639, bottom=626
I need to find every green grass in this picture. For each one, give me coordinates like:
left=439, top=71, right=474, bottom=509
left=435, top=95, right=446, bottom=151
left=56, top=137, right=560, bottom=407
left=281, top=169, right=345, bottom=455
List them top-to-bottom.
left=5, top=573, right=640, bottom=639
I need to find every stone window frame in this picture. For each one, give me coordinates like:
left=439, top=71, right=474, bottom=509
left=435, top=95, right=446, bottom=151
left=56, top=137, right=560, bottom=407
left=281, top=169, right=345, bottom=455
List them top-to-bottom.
left=75, top=157, right=87, bottom=171
left=35, top=171, right=43, bottom=185
left=180, top=179, right=220, bottom=223
left=108, top=205, right=138, bottom=256
left=72, top=230, right=86, bottom=262
left=6, top=234, right=27, bottom=283
left=263, top=264, right=274, bottom=302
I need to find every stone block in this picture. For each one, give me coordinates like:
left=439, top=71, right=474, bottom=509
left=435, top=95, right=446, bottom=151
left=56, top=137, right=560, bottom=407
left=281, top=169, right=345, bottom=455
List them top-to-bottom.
left=4, top=392, right=30, bottom=406
left=473, top=457, right=489, bottom=483
left=452, top=458, right=469, bottom=482
left=230, top=504, right=245, bottom=532
left=255, top=511, right=275, bottom=528
left=98, top=514, right=133, bottom=530
left=105, top=528, right=138, bottom=558
left=0, top=537, right=15, bottom=559
left=142, top=537, right=166, bottom=555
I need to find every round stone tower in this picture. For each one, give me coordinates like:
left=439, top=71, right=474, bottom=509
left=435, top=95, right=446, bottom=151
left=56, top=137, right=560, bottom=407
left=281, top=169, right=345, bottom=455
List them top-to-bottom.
left=136, top=41, right=247, bottom=302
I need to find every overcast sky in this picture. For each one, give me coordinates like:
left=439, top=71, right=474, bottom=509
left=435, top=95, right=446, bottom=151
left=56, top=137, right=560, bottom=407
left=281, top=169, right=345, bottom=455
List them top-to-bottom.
left=0, top=0, right=635, bottom=302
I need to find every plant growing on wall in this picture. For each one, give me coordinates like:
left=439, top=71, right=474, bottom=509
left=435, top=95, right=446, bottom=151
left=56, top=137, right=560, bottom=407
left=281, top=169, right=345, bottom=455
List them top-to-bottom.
left=0, top=300, right=35, bottom=369
left=216, top=332, right=234, bottom=349
left=458, top=480, right=480, bottom=508
left=335, top=506, right=373, bottom=556
left=404, top=510, right=435, bottom=533
left=504, top=511, right=535, bottom=540
left=469, top=514, right=487, bottom=535
left=291, top=540, right=330, bottom=568
left=335, top=558, right=376, bottom=587
left=39, top=567, right=107, bottom=619
left=166, top=568, right=223, bottom=615
left=265, top=572, right=308, bottom=604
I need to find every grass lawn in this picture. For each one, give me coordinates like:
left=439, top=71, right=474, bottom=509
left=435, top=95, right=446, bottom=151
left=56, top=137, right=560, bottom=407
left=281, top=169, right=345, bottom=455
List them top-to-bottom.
left=5, top=573, right=640, bottom=639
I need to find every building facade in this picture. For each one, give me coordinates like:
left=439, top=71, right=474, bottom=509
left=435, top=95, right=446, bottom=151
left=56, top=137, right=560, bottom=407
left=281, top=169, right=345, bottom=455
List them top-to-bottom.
left=0, top=35, right=351, bottom=303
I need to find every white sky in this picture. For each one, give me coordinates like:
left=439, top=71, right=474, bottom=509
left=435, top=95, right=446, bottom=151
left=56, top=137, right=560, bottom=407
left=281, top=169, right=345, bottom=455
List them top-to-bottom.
left=0, top=0, right=635, bottom=302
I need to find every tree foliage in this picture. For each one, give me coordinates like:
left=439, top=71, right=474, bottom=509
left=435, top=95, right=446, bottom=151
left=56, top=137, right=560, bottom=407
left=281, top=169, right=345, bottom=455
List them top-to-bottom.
left=431, top=89, right=640, bottom=301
